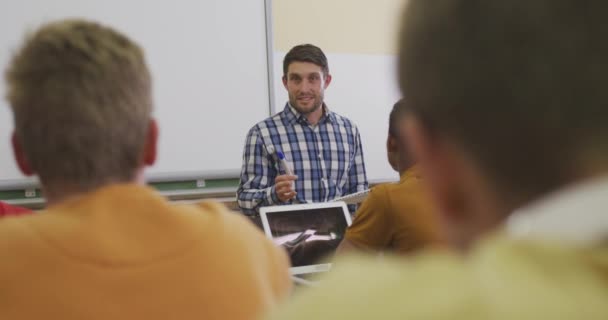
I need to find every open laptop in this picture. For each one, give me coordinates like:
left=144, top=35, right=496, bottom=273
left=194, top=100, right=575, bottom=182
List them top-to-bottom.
left=260, top=202, right=352, bottom=276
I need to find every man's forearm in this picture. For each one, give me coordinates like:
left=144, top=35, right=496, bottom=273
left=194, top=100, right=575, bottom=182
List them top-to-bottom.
left=237, top=185, right=279, bottom=214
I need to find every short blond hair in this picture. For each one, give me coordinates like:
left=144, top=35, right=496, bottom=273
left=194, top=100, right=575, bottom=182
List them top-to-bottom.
left=5, top=19, right=152, bottom=192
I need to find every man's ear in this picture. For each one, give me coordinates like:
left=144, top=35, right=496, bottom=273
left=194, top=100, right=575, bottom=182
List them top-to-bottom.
left=323, top=74, right=332, bottom=89
left=282, top=75, right=288, bottom=90
left=143, top=119, right=158, bottom=166
left=11, top=132, right=34, bottom=176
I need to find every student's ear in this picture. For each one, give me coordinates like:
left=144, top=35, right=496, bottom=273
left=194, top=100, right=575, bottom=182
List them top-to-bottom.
left=323, top=74, right=332, bottom=89
left=282, top=75, right=288, bottom=90
left=143, top=119, right=159, bottom=166
left=11, top=132, right=34, bottom=176
left=386, top=135, right=400, bottom=172
left=386, top=135, right=399, bottom=153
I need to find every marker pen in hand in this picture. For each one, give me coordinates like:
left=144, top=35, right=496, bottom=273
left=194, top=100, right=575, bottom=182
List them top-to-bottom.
left=276, top=151, right=293, bottom=175
left=277, top=151, right=296, bottom=193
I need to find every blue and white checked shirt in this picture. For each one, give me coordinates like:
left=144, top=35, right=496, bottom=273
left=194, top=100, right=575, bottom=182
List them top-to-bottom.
left=237, top=103, right=369, bottom=215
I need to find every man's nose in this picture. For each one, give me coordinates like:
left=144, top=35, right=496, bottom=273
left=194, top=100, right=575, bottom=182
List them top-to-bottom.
left=300, top=80, right=313, bottom=92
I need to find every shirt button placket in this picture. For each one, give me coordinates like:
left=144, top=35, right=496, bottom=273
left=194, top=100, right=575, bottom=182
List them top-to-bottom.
left=315, top=130, right=329, bottom=201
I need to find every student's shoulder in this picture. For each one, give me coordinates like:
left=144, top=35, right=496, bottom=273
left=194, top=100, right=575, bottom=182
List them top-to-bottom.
left=388, top=174, right=425, bottom=201
left=384, top=176, right=434, bottom=228
left=374, top=180, right=401, bottom=193
left=366, top=181, right=403, bottom=210
left=352, top=182, right=398, bottom=221
left=364, top=183, right=392, bottom=207
left=348, top=184, right=390, bottom=224
left=178, top=201, right=257, bottom=231
left=178, top=202, right=278, bottom=249
left=183, top=202, right=290, bottom=281
left=0, top=213, right=39, bottom=241
left=0, top=214, right=45, bottom=266
left=0, top=216, right=41, bottom=285
left=267, top=252, right=478, bottom=320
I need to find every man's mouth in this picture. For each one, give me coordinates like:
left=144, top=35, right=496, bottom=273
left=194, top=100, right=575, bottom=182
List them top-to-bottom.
left=298, top=96, right=314, bottom=102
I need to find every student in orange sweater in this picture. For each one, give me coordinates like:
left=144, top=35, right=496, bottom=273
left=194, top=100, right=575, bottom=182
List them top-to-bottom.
left=0, top=19, right=291, bottom=320
left=337, top=99, right=444, bottom=254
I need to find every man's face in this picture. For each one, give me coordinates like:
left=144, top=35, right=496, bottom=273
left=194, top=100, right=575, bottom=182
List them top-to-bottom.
left=283, top=62, right=331, bottom=115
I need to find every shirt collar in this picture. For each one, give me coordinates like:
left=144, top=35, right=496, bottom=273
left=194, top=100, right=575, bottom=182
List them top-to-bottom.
left=283, top=103, right=334, bottom=126
left=507, top=175, right=608, bottom=246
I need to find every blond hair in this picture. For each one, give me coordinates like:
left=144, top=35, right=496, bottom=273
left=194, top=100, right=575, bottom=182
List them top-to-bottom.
left=5, top=19, right=152, bottom=193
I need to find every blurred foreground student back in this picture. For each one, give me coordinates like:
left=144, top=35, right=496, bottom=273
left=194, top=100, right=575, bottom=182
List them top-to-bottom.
left=268, top=1, right=608, bottom=319
left=0, top=19, right=291, bottom=320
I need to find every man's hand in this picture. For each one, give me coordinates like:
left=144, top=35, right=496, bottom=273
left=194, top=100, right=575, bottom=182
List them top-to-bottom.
left=275, top=174, right=297, bottom=203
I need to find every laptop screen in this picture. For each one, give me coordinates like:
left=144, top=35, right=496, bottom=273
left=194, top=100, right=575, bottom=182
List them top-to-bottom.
left=265, top=206, right=350, bottom=269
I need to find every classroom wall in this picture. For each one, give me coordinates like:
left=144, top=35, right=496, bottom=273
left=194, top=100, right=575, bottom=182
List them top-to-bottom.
left=0, top=0, right=271, bottom=188
left=0, top=0, right=272, bottom=203
left=272, top=0, right=408, bottom=182
left=274, top=0, right=405, bottom=55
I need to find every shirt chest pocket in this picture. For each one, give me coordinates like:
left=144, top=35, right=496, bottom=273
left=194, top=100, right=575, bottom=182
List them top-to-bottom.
left=326, top=139, right=353, bottom=188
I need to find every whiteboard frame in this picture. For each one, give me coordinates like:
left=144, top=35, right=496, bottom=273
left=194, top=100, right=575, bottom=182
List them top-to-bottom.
left=0, top=0, right=275, bottom=191
left=265, top=0, right=278, bottom=115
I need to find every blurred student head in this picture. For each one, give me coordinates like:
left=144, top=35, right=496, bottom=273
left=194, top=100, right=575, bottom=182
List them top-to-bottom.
left=399, top=0, right=608, bottom=247
left=5, top=19, right=158, bottom=203
left=387, top=99, right=414, bottom=173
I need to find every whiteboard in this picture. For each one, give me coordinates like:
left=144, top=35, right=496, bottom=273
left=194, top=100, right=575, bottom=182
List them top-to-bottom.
left=0, top=0, right=272, bottom=189
left=272, top=51, right=402, bottom=183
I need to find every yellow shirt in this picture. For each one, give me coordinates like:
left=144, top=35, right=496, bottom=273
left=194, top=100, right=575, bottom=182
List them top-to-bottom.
left=345, top=167, right=444, bottom=253
left=270, top=176, right=608, bottom=320
left=0, top=184, right=291, bottom=320
left=268, top=235, right=608, bottom=319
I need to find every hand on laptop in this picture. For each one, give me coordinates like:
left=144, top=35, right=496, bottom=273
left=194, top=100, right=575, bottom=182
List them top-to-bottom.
left=275, top=174, right=297, bottom=202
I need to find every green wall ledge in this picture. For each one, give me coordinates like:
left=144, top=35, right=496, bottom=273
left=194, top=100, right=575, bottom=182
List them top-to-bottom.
left=0, top=178, right=241, bottom=209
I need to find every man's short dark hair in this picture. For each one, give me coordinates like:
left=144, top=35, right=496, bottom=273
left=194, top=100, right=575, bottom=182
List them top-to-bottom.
left=399, top=0, right=608, bottom=204
left=283, top=44, right=329, bottom=76
left=389, top=99, right=407, bottom=138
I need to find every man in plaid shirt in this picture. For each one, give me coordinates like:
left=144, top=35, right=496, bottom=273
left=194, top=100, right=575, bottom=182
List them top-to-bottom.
left=237, top=44, right=369, bottom=215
